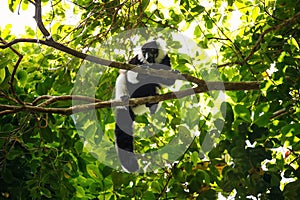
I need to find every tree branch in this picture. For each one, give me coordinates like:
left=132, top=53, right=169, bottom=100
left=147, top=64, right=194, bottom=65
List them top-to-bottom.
left=34, top=0, right=52, bottom=40
left=0, top=37, right=214, bottom=86
left=0, top=37, right=262, bottom=90
left=0, top=81, right=259, bottom=116
left=32, top=95, right=101, bottom=106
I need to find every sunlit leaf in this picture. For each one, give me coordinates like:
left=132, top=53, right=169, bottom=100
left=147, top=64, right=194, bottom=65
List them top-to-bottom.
left=252, top=7, right=260, bottom=22
left=0, top=68, right=6, bottom=84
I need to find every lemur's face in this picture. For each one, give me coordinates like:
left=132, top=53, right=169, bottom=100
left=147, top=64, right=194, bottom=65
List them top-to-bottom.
left=142, top=41, right=159, bottom=63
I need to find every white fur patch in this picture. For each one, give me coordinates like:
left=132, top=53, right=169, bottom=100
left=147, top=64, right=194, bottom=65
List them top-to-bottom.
left=155, top=39, right=167, bottom=63
left=155, top=48, right=167, bottom=63
left=137, top=53, right=147, bottom=64
left=115, top=71, right=128, bottom=100
left=127, top=71, right=139, bottom=84
left=131, top=105, right=148, bottom=115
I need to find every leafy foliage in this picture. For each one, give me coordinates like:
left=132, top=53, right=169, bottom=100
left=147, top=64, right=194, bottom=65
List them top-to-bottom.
left=1, top=0, right=300, bottom=199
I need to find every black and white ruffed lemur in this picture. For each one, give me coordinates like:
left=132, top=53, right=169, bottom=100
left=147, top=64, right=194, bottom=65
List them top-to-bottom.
left=114, top=40, right=176, bottom=172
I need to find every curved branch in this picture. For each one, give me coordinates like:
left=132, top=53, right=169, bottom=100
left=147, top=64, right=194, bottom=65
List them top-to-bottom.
left=34, top=0, right=52, bottom=40
left=0, top=38, right=24, bottom=105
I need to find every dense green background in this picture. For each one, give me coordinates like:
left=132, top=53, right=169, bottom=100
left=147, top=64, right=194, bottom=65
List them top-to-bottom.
left=0, top=0, right=300, bottom=199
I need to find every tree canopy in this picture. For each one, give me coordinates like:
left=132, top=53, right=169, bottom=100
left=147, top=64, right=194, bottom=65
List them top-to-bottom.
left=0, top=0, right=299, bottom=199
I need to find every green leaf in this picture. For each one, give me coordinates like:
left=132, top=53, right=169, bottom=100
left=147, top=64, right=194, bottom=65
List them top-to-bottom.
left=8, top=0, right=21, bottom=12
left=141, top=0, right=150, bottom=10
left=227, top=0, right=234, bottom=6
left=191, top=5, right=205, bottom=15
left=252, top=6, right=260, bottom=21
left=194, top=26, right=202, bottom=37
left=288, top=37, right=300, bottom=50
left=0, top=57, right=10, bottom=69
left=0, top=68, right=6, bottom=84
left=17, top=69, right=27, bottom=84
left=36, top=77, right=54, bottom=95
left=221, top=102, right=234, bottom=130
left=253, top=103, right=272, bottom=127
left=234, top=104, right=251, bottom=122
left=257, top=114, right=273, bottom=127
left=281, top=124, right=300, bottom=136
left=74, top=141, right=83, bottom=155
left=292, top=142, right=300, bottom=151
left=230, top=146, right=246, bottom=158
left=7, top=149, right=23, bottom=160
left=191, top=151, right=199, bottom=166
left=86, top=164, right=103, bottom=181
left=173, top=168, right=185, bottom=182
left=111, top=172, right=132, bottom=188
left=189, top=177, right=202, bottom=193
left=283, top=179, right=300, bottom=198
left=151, top=181, right=162, bottom=193
left=76, top=186, right=85, bottom=198
left=40, top=187, right=52, bottom=198
left=142, top=191, right=156, bottom=200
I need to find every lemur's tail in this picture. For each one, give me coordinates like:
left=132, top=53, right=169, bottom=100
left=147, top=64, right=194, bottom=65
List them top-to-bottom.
left=115, top=107, right=139, bottom=172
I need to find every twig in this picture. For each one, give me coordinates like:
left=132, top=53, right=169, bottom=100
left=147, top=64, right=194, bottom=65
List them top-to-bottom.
left=0, top=38, right=24, bottom=105
left=0, top=91, right=19, bottom=104
left=0, top=109, right=20, bottom=116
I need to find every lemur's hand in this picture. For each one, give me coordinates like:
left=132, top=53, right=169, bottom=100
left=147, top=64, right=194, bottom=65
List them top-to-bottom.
left=171, top=69, right=180, bottom=74
left=120, top=95, right=130, bottom=105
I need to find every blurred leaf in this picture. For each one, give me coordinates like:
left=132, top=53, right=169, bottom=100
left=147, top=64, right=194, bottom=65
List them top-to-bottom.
left=0, top=68, right=6, bottom=84
left=86, top=164, right=103, bottom=181
left=141, top=190, right=156, bottom=199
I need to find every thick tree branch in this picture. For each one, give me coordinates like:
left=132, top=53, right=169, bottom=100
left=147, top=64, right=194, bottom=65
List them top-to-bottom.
left=0, top=81, right=259, bottom=116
